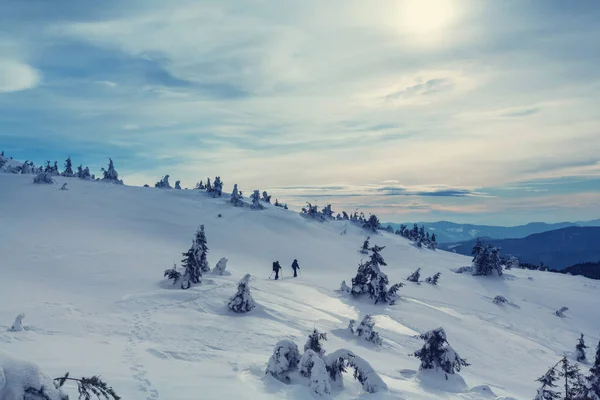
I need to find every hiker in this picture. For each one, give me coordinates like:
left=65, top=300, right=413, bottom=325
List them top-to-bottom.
left=291, top=259, right=300, bottom=277
left=272, top=261, right=282, bottom=280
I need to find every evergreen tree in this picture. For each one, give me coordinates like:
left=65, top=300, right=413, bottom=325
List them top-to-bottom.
left=62, top=157, right=74, bottom=177
left=101, top=158, right=123, bottom=184
left=52, top=161, right=59, bottom=175
left=76, top=164, right=83, bottom=178
left=81, top=166, right=91, bottom=180
left=155, top=175, right=172, bottom=189
left=213, top=176, right=223, bottom=197
left=205, top=178, right=212, bottom=193
left=174, top=180, right=182, bottom=190
left=195, top=180, right=205, bottom=190
left=230, top=184, right=244, bottom=207
left=250, top=190, right=264, bottom=209
left=262, top=191, right=271, bottom=203
left=302, top=202, right=319, bottom=218
left=321, top=204, right=334, bottom=219
left=342, top=211, right=349, bottom=220
left=362, top=214, right=380, bottom=232
left=411, top=224, right=419, bottom=240
left=180, top=225, right=209, bottom=289
left=419, top=225, right=425, bottom=239
left=360, top=236, right=370, bottom=254
left=471, top=238, right=484, bottom=260
left=350, top=245, right=402, bottom=304
left=472, top=245, right=492, bottom=276
left=488, top=247, right=503, bottom=276
left=164, top=263, right=182, bottom=285
left=407, top=268, right=421, bottom=283
left=425, top=272, right=441, bottom=285
left=228, top=274, right=256, bottom=313
left=349, top=315, right=382, bottom=346
left=412, top=327, right=469, bottom=377
left=304, top=329, right=327, bottom=356
left=577, top=334, right=588, bottom=363
left=266, top=340, right=301, bottom=383
left=586, top=340, right=600, bottom=399
left=559, top=357, right=583, bottom=399
left=535, top=363, right=561, bottom=400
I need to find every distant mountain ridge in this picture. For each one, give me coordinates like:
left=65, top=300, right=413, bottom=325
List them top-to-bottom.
left=384, top=219, right=600, bottom=243
left=438, top=226, right=600, bottom=270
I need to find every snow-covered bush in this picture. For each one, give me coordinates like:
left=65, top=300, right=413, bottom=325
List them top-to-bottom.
left=101, top=158, right=123, bottom=184
left=33, top=172, right=54, bottom=184
left=155, top=175, right=172, bottom=189
left=174, top=180, right=182, bottom=190
left=230, top=184, right=244, bottom=207
left=250, top=190, right=264, bottom=210
left=261, top=191, right=271, bottom=203
left=362, top=215, right=380, bottom=232
left=359, top=237, right=370, bottom=254
left=346, top=245, right=403, bottom=304
left=506, top=255, right=520, bottom=270
left=212, top=257, right=228, bottom=275
left=164, top=263, right=182, bottom=285
left=453, top=266, right=473, bottom=274
left=407, top=268, right=421, bottom=283
left=425, top=272, right=441, bottom=285
left=227, top=274, right=256, bottom=313
left=337, top=280, right=351, bottom=293
left=493, top=295, right=509, bottom=304
left=555, top=306, right=568, bottom=317
left=8, top=313, right=25, bottom=332
left=349, top=315, right=382, bottom=346
left=412, top=327, right=469, bottom=378
left=304, top=329, right=327, bottom=356
left=576, top=334, right=588, bottom=362
left=265, top=340, right=301, bottom=383
left=325, top=349, right=387, bottom=393
left=299, top=350, right=331, bottom=395
left=0, top=351, right=68, bottom=400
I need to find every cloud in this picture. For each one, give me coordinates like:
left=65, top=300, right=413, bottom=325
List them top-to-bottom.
left=0, top=60, right=40, bottom=93
left=385, top=78, right=454, bottom=103
left=498, top=107, right=540, bottom=118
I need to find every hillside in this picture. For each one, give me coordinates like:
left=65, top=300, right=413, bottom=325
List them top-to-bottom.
left=2, top=172, right=600, bottom=399
left=384, top=220, right=600, bottom=243
left=439, top=227, right=600, bottom=270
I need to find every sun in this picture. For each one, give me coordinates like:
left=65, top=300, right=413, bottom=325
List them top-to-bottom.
left=398, top=0, right=459, bottom=39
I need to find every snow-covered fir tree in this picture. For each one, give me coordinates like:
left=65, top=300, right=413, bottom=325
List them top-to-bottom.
left=62, top=157, right=74, bottom=177
left=101, top=158, right=123, bottom=184
left=21, top=161, right=33, bottom=174
left=81, top=166, right=91, bottom=180
left=155, top=175, right=172, bottom=189
left=212, top=176, right=223, bottom=197
left=205, top=178, right=212, bottom=193
left=174, top=180, right=182, bottom=190
left=195, top=180, right=205, bottom=190
left=230, top=184, right=244, bottom=207
left=250, top=190, right=264, bottom=209
left=261, top=191, right=271, bottom=203
left=302, top=202, right=320, bottom=219
left=321, top=204, right=334, bottom=219
left=342, top=211, right=349, bottom=220
left=362, top=214, right=380, bottom=232
left=179, top=225, right=210, bottom=289
left=360, top=236, right=370, bottom=254
left=349, top=245, right=403, bottom=304
left=488, top=247, right=503, bottom=276
left=506, top=255, right=520, bottom=270
left=212, top=257, right=228, bottom=275
left=163, top=263, right=182, bottom=285
left=407, top=268, right=421, bottom=283
left=425, top=272, right=441, bottom=285
left=227, top=274, right=256, bottom=313
left=555, top=306, right=569, bottom=317
left=349, top=315, right=382, bottom=345
left=412, top=327, right=469, bottom=378
left=304, top=329, right=327, bottom=356
left=577, top=334, right=588, bottom=363
left=585, top=339, right=600, bottom=400
left=265, top=340, right=301, bottom=383
left=324, top=349, right=388, bottom=393
left=299, top=350, right=331, bottom=395
left=558, top=357, right=584, bottom=399
left=535, top=363, right=561, bottom=400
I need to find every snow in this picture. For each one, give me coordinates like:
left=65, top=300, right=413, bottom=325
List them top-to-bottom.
left=1, top=172, right=600, bottom=399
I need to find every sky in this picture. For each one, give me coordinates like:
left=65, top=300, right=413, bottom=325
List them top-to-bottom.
left=1, top=0, right=599, bottom=225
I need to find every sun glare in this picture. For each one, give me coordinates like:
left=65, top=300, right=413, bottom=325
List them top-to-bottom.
left=398, top=0, right=460, bottom=43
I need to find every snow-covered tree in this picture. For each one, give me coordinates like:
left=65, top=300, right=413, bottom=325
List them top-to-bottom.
left=62, top=157, right=74, bottom=177
left=101, top=158, right=123, bottom=184
left=21, top=161, right=32, bottom=174
left=33, top=172, right=54, bottom=184
left=155, top=175, right=172, bottom=189
left=212, top=176, right=223, bottom=197
left=205, top=178, right=212, bottom=193
left=174, top=180, right=182, bottom=190
left=195, top=180, right=205, bottom=190
left=230, top=184, right=244, bottom=207
left=250, top=190, right=264, bottom=209
left=262, top=191, right=271, bottom=203
left=301, top=202, right=320, bottom=219
left=321, top=204, right=334, bottom=219
left=362, top=214, right=380, bottom=232
left=180, top=225, right=210, bottom=289
left=429, top=233, right=438, bottom=250
left=360, top=236, right=370, bottom=254
left=349, top=245, right=403, bottom=304
left=488, top=247, right=503, bottom=276
left=506, top=255, right=520, bottom=270
left=212, top=257, right=228, bottom=275
left=163, top=263, right=182, bottom=285
left=407, top=268, right=421, bottom=283
left=425, top=272, right=441, bottom=285
left=228, top=274, right=256, bottom=313
left=493, top=295, right=509, bottom=304
left=555, top=307, right=569, bottom=318
left=8, top=313, right=25, bottom=332
left=349, top=315, right=382, bottom=346
left=412, top=327, right=469, bottom=378
left=304, top=329, right=327, bottom=356
left=577, top=334, right=588, bottom=363
left=265, top=340, right=301, bottom=383
left=585, top=340, right=600, bottom=399
left=325, top=349, right=388, bottom=393
left=299, top=350, right=331, bottom=395
left=0, top=352, right=69, bottom=400
left=558, top=357, right=584, bottom=399
left=535, top=363, right=561, bottom=400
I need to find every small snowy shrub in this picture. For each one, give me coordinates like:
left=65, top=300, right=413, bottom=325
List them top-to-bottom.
left=33, top=172, right=54, bottom=184
left=155, top=175, right=172, bottom=189
left=174, top=180, right=182, bottom=190
left=230, top=184, right=244, bottom=207
left=250, top=190, right=264, bottom=210
left=212, top=257, right=228, bottom=275
left=164, top=263, right=182, bottom=285
left=453, top=266, right=472, bottom=274
left=407, top=268, right=421, bottom=283
left=425, top=272, right=441, bottom=285
left=227, top=274, right=256, bottom=313
left=337, top=280, right=351, bottom=293
left=493, top=295, right=509, bottom=304
left=555, top=307, right=569, bottom=317
left=8, top=313, right=25, bottom=332
left=349, top=315, right=382, bottom=346
left=412, top=327, right=469, bottom=378
left=304, top=329, right=327, bottom=356
left=576, top=334, right=587, bottom=362
left=265, top=340, right=301, bottom=383
left=325, top=349, right=387, bottom=393
left=299, top=350, right=331, bottom=395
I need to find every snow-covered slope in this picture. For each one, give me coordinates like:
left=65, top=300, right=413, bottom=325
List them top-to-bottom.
left=1, top=173, right=599, bottom=399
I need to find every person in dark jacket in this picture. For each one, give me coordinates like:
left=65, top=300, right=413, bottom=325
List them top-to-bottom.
left=291, top=259, right=300, bottom=277
left=272, top=261, right=282, bottom=280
